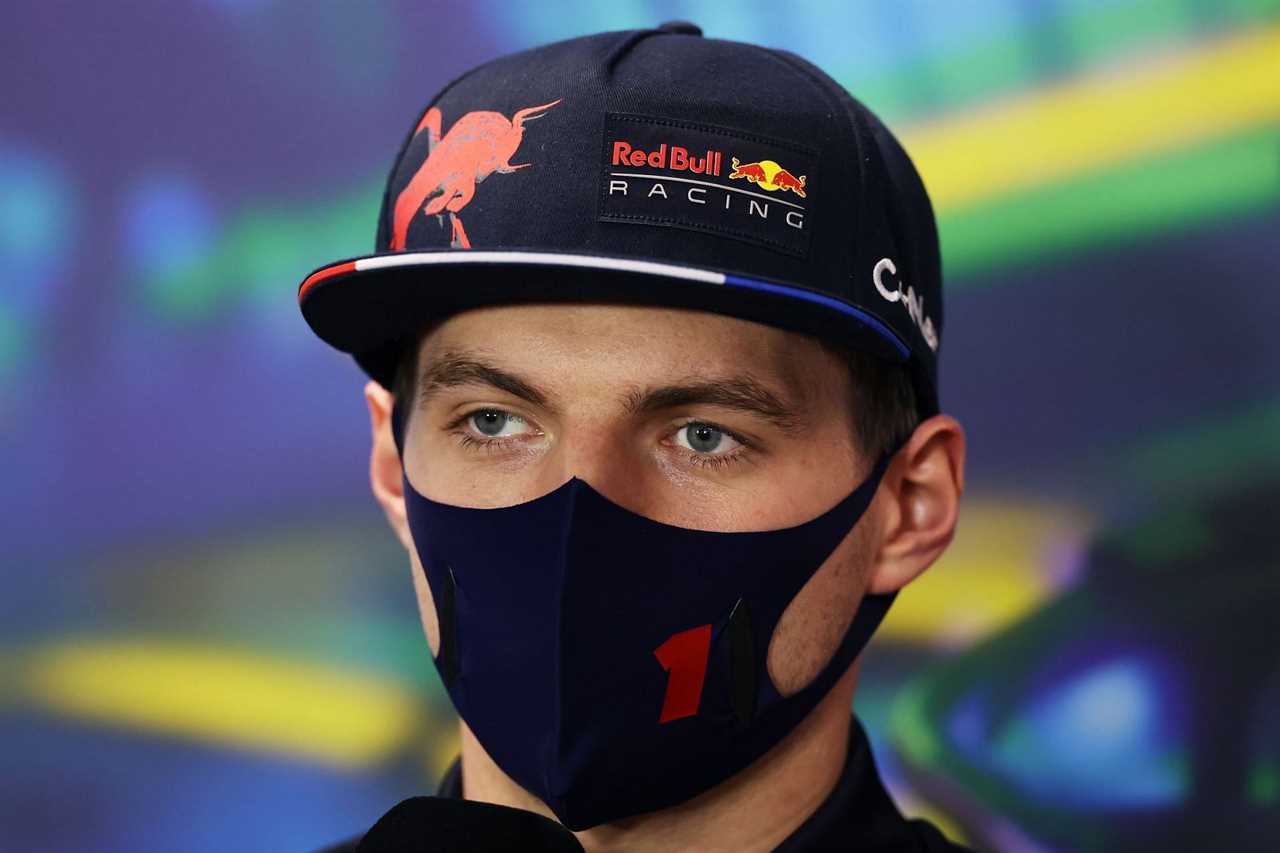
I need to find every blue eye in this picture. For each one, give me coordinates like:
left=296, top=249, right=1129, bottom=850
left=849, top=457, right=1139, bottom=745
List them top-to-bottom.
left=464, top=409, right=531, bottom=440
left=471, top=410, right=509, bottom=436
left=675, top=422, right=742, bottom=456
left=685, top=423, right=723, bottom=452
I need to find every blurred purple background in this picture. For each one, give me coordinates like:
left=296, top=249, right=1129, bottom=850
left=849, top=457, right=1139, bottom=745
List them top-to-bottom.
left=3, top=2, right=1278, bottom=850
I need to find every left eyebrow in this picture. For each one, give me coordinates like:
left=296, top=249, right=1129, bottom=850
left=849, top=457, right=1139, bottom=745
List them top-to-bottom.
left=417, top=352, right=550, bottom=409
left=621, top=376, right=805, bottom=434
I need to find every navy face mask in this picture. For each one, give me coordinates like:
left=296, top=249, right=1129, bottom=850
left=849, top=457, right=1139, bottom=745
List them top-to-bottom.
left=393, top=407, right=897, bottom=831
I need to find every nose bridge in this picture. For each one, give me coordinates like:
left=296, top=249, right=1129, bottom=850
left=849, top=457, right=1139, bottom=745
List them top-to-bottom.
left=555, top=411, right=649, bottom=511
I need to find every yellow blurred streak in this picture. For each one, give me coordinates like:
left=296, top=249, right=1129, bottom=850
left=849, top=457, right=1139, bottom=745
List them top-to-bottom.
left=906, top=25, right=1280, bottom=211
left=878, top=501, right=1092, bottom=647
left=19, top=639, right=423, bottom=769
left=427, top=721, right=462, bottom=780
left=897, top=797, right=972, bottom=849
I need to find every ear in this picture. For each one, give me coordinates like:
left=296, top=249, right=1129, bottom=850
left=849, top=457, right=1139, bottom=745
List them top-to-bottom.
left=365, top=380, right=414, bottom=552
left=866, top=414, right=966, bottom=595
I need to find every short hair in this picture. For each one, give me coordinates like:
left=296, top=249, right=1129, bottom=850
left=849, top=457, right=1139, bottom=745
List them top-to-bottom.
left=390, top=320, right=919, bottom=460
left=820, top=340, right=921, bottom=459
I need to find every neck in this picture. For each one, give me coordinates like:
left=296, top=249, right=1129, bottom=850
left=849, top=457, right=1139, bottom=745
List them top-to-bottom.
left=458, top=660, right=860, bottom=853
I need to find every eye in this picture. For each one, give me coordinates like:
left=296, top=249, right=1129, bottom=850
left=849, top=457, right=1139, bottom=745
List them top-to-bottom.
left=467, top=409, right=532, bottom=439
left=674, top=422, right=743, bottom=455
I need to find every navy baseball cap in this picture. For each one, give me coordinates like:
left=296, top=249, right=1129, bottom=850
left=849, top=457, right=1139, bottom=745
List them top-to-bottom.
left=298, top=22, right=943, bottom=415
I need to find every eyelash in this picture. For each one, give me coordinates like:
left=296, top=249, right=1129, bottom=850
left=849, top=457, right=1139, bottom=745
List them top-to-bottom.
left=445, top=410, right=752, bottom=469
left=453, top=432, right=509, bottom=453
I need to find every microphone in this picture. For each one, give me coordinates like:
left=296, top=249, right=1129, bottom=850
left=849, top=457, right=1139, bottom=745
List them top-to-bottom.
left=356, top=797, right=585, bottom=852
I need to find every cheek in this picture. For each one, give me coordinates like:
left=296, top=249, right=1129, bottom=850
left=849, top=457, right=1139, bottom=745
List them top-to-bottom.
left=405, top=426, right=555, bottom=508
left=765, top=521, right=870, bottom=697
left=407, top=546, right=441, bottom=657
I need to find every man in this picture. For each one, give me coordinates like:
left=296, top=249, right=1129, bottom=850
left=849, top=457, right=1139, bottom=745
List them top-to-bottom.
left=301, top=22, right=969, bottom=852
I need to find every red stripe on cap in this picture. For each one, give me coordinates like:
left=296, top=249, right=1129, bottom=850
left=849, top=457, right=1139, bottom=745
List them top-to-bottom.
left=298, top=261, right=358, bottom=304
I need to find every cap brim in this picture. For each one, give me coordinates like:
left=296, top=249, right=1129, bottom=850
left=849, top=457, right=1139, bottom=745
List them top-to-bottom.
left=298, top=249, right=910, bottom=389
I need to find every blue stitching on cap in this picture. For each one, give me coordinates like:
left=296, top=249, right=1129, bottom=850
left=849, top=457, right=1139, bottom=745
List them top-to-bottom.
left=722, top=274, right=911, bottom=360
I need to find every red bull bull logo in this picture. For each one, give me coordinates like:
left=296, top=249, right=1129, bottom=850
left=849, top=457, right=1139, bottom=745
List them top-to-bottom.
left=390, top=98, right=561, bottom=250
left=728, top=157, right=807, bottom=198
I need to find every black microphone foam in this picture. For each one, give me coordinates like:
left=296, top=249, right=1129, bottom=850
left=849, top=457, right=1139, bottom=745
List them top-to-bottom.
left=356, top=796, right=585, bottom=853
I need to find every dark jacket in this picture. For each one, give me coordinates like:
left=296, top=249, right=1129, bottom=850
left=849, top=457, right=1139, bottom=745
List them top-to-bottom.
left=322, top=716, right=974, bottom=851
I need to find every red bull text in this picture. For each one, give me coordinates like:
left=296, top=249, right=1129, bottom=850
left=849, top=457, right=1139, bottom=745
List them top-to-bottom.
left=599, top=115, right=816, bottom=256
left=612, top=141, right=722, bottom=176
left=607, top=142, right=806, bottom=231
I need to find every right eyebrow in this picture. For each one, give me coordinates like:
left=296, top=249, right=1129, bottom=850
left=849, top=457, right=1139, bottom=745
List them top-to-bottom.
left=416, top=351, right=549, bottom=409
left=621, top=375, right=805, bottom=435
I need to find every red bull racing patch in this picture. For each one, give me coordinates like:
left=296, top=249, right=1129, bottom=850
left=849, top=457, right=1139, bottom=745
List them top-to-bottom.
left=599, top=114, right=818, bottom=257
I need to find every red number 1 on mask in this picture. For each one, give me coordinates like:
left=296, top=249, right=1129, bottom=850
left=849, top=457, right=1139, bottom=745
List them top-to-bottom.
left=654, top=624, right=712, bottom=723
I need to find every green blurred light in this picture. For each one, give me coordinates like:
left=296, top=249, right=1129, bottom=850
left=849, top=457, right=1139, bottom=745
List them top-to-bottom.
left=847, top=0, right=1280, bottom=124
left=1058, top=0, right=1198, bottom=71
left=840, top=21, right=1037, bottom=123
left=940, top=126, right=1280, bottom=283
left=140, top=180, right=383, bottom=321
left=0, top=304, right=21, bottom=376
left=1119, top=399, right=1280, bottom=493
left=1117, top=509, right=1215, bottom=568
left=892, top=681, right=944, bottom=767
left=1248, top=761, right=1280, bottom=806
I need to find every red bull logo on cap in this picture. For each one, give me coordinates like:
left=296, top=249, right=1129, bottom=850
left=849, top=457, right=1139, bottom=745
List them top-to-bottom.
left=390, top=98, right=561, bottom=250
left=599, top=113, right=818, bottom=257
left=612, top=141, right=723, bottom=176
left=728, top=158, right=807, bottom=198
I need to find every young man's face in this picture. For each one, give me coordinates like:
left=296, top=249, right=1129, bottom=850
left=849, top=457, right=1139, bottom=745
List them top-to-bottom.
left=371, top=301, right=904, bottom=696
left=407, top=302, right=868, bottom=527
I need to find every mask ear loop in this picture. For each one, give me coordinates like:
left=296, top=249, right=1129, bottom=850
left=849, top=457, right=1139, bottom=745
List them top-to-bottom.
left=390, top=393, right=408, bottom=460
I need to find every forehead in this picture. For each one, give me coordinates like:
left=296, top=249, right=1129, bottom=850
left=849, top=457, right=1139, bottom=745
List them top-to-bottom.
left=416, top=302, right=843, bottom=391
